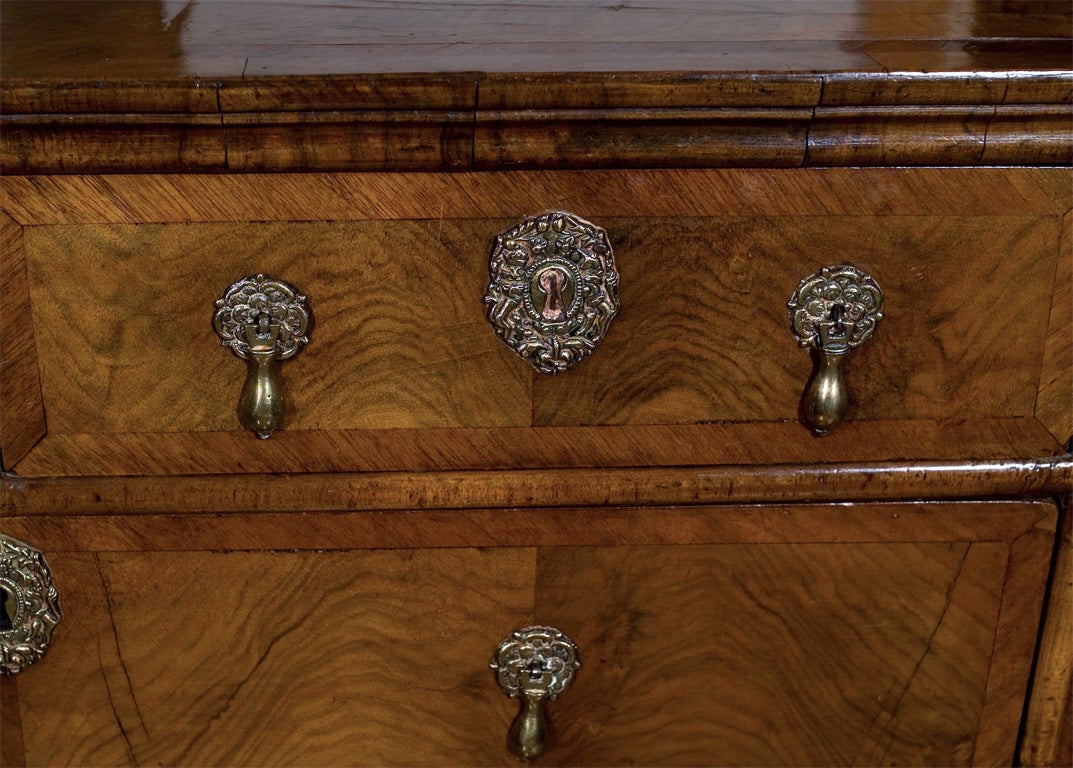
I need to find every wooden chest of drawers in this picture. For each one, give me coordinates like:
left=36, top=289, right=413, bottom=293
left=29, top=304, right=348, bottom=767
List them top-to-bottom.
left=1, top=2, right=1071, bottom=766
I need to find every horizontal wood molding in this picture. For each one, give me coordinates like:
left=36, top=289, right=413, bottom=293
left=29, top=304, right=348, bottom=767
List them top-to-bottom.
left=2, top=73, right=1069, bottom=172
left=3, top=458, right=1070, bottom=520
left=0, top=499, right=1058, bottom=555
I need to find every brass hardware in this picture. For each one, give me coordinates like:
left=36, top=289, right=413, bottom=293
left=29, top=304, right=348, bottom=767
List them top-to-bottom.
left=485, top=212, right=619, bottom=374
left=788, top=264, right=883, bottom=435
left=214, top=274, right=311, bottom=439
left=1, top=534, right=62, bottom=675
left=491, top=626, right=579, bottom=761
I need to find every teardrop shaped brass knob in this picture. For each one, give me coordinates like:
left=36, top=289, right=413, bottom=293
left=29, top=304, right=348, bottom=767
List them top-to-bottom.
left=788, top=265, right=883, bottom=435
left=213, top=274, right=311, bottom=438
left=491, top=626, right=579, bottom=761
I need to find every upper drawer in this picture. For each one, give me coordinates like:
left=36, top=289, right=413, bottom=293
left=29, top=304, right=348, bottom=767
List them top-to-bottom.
left=1, top=167, right=1069, bottom=475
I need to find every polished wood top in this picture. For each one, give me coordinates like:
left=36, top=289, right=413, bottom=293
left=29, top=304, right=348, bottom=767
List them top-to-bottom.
left=3, top=0, right=1071, bottom=81
left=2, top=2, right=1070, bottom=170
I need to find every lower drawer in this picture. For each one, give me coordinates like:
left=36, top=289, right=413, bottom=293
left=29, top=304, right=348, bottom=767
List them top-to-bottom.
left=2, top=499, right=1056, bottom=766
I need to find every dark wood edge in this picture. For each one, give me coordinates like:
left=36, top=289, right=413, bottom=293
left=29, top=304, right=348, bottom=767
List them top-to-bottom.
left=1, top=70, right=1069, bottom=172
left=3, top=71, right=1069, bottom=112
left=4, top=103, right=1070, bottom=172
left=0, top=211, right=45, bottom=469
left=3, top=457, right=1070, bottom=517
left=1018, top=495, right=1073, bottom=767
left=0, top=500, right=1056, bottom=554
left=975, top=513, right=1059, bottom=765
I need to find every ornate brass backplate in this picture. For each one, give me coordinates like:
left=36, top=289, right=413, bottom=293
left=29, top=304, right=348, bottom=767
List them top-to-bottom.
left=485, top=212, right=619, bottom=374
left=787, top=264, right=883, bottom=435
left=213, top=274, right=311, bottom=438
left=1, top=534, right=62, bottom=675
left=491, top=626, right=580, bottom=760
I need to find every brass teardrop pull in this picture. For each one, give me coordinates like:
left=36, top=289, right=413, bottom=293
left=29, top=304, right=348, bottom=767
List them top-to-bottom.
left=788, top=264, right=883, bottom=435
left=213, top=274, right=312, bottom=438
left=491, top=626, right=580, bottom=761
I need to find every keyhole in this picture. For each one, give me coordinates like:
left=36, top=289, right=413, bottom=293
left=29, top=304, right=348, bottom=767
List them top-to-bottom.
left=538, top=269, right=566, bottom=322
left=829, top=304, right=846, bottom=337
left=1, top=587, right=13, bottom=631
left=528, top=659, right=545, bottom=681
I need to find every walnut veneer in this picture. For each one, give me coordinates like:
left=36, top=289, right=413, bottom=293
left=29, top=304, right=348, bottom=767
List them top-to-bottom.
left=0, top=2, right=1070, bottom=766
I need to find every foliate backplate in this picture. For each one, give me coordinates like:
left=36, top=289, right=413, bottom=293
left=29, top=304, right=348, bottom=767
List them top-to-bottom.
left=485, top=212, right=619, bottom=374
left=787, top=263, right=884, bottom=349
left=213, top=274, right=311, bottom=360
left=1, top=534, right=62, bottom=674
left=491, top=626, right=580, bottom=700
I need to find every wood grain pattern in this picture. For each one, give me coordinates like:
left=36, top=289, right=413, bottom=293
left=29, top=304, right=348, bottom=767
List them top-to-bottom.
left=2, top=1, right=1069, bottom=80
left=475, top=74, right=822, bottom=111
left=6, top=102, right=1070, bottom=172
left=807, top=106, right=990, bottom=165
left=981, top=106, right=1073, bottom=165
left=473, top=108, right=811, bottom=169
left=222, top=110, right=473, bottom=172
left=0, top=114, right=226, bottom=174
left=4, top=169, right=1067, bottom=226
left=1037, top=210, right=1073, bottom=446
left=0, top=211, right=44, bottom=469
left=19, top=213, right=1060, bottom=435
left=532, top=215, right=1058, bottom=426
left=23, top=220, right=531, bottom=434
left=9, top=419, right=1064, bottom=477
left=4, top=461, right=1070, bottom=520
left=8, top=499, right=1057, bottom=766
left=0, top=500, right=1057, bottom=557
left=1019, top=504, right=1073, bottom=767
left=974, top=523, right=1056, bottom=765
left=538, top=542, right=1008, bottom=766
left=16, top=549, right=535, bottom=767
left=10, top=553, right=134, bottom=767
left=0, top=675, right=25, bottom=768
left=1059, top=692, right=1073, bottom=768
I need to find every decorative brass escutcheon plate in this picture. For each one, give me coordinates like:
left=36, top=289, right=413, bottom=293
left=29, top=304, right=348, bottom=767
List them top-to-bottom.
left=485, top=212, right=619, bottom=374
left=787, top=264, right=883, bottom=435
left=214, top=274, right=312, bottom=439
left=1, top=534, right=62, bottom=675
left=491, top=626, right=580, bottom=761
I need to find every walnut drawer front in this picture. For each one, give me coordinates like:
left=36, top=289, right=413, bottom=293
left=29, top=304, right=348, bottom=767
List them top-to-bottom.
left=2, top=167, right=1069, bottom=476
left=6, top=500, right=1055, bottom=767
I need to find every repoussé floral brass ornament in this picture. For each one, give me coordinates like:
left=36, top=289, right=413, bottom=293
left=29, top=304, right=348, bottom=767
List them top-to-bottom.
left=485, top=212, right=619, bottom=374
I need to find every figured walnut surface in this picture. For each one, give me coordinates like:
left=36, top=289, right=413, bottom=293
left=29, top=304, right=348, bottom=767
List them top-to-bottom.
left=2, top=168, right=1067, bottom=478
left=7, top=500, right=1055, bottom=767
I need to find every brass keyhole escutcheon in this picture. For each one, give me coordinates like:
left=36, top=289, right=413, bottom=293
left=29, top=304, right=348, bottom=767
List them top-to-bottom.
left=486, top=212, right=619, bottom=374
left=213, top=274, right=312, bottom=439
left=1, top=535, right=62, bottom=675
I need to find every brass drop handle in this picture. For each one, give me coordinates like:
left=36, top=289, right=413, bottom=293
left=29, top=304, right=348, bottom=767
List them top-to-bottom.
left=788, top=265, right=883, bottom=435
left=214, top=275, right=311, bottom=439
left=491, top=626, right=580, bottom=761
